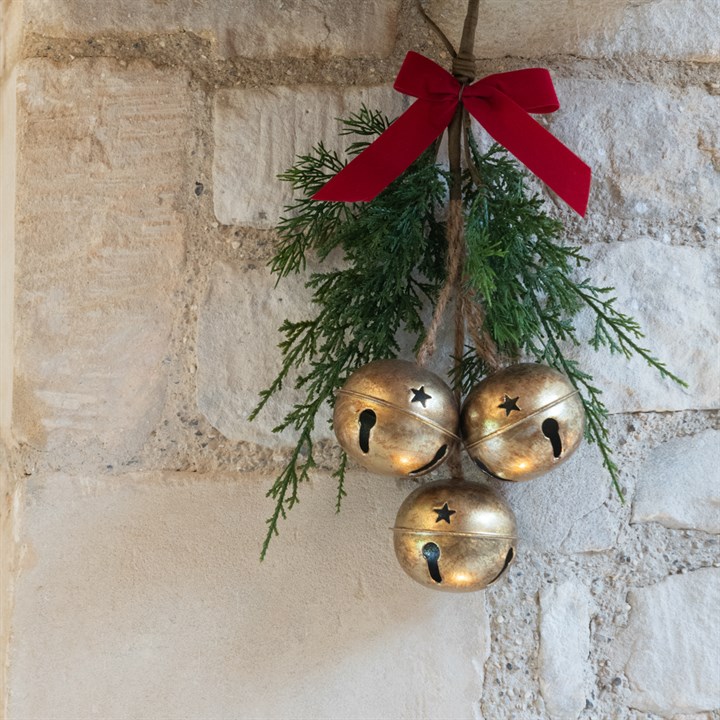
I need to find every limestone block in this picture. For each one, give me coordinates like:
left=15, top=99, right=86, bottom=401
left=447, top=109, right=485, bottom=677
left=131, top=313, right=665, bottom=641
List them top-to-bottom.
left=0, top=0, right=23, bottom=77
left=23, top=0, right=400, bottom=59
left=425, top=0, right=719, bottom=61
left=12, top=60, right=189, bottom=466
left=1, top=68, right=17, bottom=440
left=548, top=80, right=719, bottom=225
left=213, top=85, right=407, bottom=228
left=567, top=239, right=719, bottom=414
left=197, top=260, right=335, bottom=445
left=632, top=430, right=720, bottom=534
left=489, top=442, right=609, bottom=553
left=7, top=471, right=489, bottom=719
left=561, top=505, right=618, bottom=555
left=613, top=568, right=720, bottom=716
left=539, top=580, right=591, bottom=720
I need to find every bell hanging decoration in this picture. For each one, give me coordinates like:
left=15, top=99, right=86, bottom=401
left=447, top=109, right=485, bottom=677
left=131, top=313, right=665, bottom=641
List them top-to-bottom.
left=333, top=359, right=460, bottom=477
left=461, top=363, right=585, bottom=482
left=393, top=479, right=517, bottom=592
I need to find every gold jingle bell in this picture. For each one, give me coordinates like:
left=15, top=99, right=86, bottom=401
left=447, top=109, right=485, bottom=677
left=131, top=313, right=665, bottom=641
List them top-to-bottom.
left=333, top=359, right=460, bottom=477
left=461, top=363, right=585, bottom=482
left=393, top=479, right=517, bottom=592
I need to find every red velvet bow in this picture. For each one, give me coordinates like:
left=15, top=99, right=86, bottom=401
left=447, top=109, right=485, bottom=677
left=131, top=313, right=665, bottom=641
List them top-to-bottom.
left=313, top=51, right=591, bottom=216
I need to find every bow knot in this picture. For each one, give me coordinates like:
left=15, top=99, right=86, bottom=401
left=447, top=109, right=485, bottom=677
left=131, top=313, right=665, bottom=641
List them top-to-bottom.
left=313, top=51, right=591, bottom=216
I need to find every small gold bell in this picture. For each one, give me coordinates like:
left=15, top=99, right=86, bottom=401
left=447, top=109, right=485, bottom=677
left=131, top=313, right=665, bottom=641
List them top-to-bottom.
left=333, top=359, right=459, bottom=477
left=461, top=363, right=585, bottom=482
left=393, top=479, right=517, bottom=592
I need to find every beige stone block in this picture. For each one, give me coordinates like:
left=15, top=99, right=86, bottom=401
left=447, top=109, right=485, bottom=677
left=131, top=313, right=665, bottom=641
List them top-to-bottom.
left=1, top=0, right=24, bottom=78
left=22, top=0, right=400, bottom=59
left=426, top=0, right=719, bottom=61
left=12, top=59, right=190, bottom=466
left=1, top=67, right=16, bottom=442
left=547, top=79, right=719, bottom=224
left=213, top=85, right=408, bottom=228
left=568, top=239, right=719, bottom=413
left=197, top=260, right=335, bottom=445
left=632, top=430, right=720, bottom=533
left=7, top=472, right=489, bottom=719
left=613, top=568, right=720, bottom=716
left=539, top=580, right=591, bottom=720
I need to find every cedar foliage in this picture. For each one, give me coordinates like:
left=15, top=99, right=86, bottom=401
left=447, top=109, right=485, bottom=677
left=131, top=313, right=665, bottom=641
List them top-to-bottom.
left=251, top=106, right=684, bottom=559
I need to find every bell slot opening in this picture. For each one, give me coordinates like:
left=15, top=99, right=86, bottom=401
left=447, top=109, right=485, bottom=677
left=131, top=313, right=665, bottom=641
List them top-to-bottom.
left=358, top=409, right=377, bottom=454
left=541, top=417, right=562, bottom=458
left=408, top=444, right=448, bottom=476
left=422, top=542, right=442, bottom=584
left=488, top=547, right=514, bottom=585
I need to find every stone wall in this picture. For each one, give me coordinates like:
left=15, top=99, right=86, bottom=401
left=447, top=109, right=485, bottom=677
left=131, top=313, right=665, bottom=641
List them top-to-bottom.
left=1, top=0, right=719, bottom=718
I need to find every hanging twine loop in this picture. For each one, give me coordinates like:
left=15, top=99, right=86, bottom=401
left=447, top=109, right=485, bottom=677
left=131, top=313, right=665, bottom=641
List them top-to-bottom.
left=451, top=52, right=476, bottom=83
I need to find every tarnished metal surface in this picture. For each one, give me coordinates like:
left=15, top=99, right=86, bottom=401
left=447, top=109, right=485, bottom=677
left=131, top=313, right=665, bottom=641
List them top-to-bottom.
left=334, top=360, right=460, bottom=477
left=461, top=363, right=585, bottom=482
left=393, top=479, right=517, bottom=592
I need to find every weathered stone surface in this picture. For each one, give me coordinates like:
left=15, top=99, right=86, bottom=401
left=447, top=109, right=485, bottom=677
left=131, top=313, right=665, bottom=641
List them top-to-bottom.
left=0, top=0, right=23, bottom=77
left=23, top=0, right=400, bottom=60
left=426, top=0, right=719, bottom=60
left=12, top=60, right=189, bottom=466
left=1, top=67, right=16, bottom=440
left=548, top=80, right=719, bottom=225
left=213, top=85, right=407, bottom=228
left=567, top=239, right=719, bottom=414
left=197, top=260, right=334, bottom=445
left=632, top=430, right=720, bottom=534
left=489, top=442, right=609, bottom=553
left=7, top=471, right=489, bottom=719
left=561, top=505, right=618, bottom=555
left=613, top=568, right=720, bottom=716
left=539, top=580, right=591, bottom=720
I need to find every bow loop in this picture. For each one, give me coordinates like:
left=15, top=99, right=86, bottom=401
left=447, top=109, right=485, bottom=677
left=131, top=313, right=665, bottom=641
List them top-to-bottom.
left=393, top=50, right=459, bottom=99
left=313, top=51, right=591, bottom=216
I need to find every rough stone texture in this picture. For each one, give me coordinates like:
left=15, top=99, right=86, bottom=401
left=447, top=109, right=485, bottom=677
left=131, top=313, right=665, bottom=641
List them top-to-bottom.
left=0, top=0, right=22, bottom=78
left=22, top=0, right=401, bottom=60
left=426, top=0, right=720, bottom=61
left=12, top=59, right=189, bottom=468
left=1, top=66, right=16, bottom=439
left=549, top=80, right=720, bottom=227
left=213, top=85, right=406, bottom=228
left=569, top=239, right=719, bottom=414
left=197, top=260, right=333, bottom=445
left=632, top=430, right=720, bottom=534
left=489, top=442, right=610, bottom=553
left=7, top=472, right=489, bottom=720
left=561, top=505, right=619, bottom=555
left=613, top=568, right=720, bottom=716
left=539, top=580, right=591, bottom=720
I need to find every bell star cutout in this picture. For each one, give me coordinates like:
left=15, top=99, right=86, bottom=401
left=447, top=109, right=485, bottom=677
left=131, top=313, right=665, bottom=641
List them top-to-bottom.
left=313, top=51, right=591, bottom=216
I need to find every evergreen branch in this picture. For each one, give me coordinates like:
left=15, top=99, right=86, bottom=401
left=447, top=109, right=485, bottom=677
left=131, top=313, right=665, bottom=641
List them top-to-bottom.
left=253, top=108, right=448, bottom=557
left=527, top=294, right=625, bottom=501
left=334, top=452, right=348, bottom=512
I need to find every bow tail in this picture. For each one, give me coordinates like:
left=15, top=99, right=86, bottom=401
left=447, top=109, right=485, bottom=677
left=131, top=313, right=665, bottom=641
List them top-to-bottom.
left=465, top=92, right=591, bottom=216
left=312, top=98, right=457, bottom=202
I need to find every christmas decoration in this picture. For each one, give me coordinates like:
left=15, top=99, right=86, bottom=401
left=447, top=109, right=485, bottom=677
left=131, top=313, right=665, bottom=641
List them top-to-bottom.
left=250, top=0, right=685, bottom=561
left=313, top=51, right=591, bottom=217
left=333, top=359, right=459, bottom=477
left=461, top=363, right=585, bottom=482
left=393, top=479, right=517, bottom=592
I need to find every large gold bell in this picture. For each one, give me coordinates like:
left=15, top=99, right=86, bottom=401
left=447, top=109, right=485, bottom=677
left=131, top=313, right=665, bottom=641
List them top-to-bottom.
left=333, top=359, right=459, bottom=477
left=461, top=363, right=585, bottom=482
left=393, top=479, right=517, bottom=592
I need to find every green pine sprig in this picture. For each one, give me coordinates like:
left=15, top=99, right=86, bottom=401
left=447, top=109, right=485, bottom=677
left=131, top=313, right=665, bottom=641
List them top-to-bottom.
left=251, top=105, right=684, bottom=558
left=250, top=108, right=448, bottom=559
